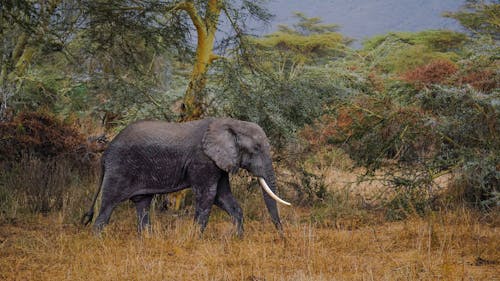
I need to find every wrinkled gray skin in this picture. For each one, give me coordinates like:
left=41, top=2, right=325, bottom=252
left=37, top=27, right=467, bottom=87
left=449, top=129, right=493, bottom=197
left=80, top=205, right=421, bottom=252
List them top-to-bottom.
left=82, top=118, right=283, bottom=237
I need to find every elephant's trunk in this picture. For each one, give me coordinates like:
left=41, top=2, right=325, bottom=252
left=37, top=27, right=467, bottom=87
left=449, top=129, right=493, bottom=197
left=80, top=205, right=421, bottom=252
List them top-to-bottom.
left=258, top=167, right=289, bottom=233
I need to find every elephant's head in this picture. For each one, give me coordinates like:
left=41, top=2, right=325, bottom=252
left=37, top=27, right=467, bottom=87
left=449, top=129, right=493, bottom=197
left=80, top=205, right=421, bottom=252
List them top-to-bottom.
left=202, top=118, right=290, bottom=230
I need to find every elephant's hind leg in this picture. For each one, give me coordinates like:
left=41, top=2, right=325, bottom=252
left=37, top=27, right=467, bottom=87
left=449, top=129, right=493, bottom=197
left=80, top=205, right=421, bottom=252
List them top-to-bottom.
left=214, top=173, right=243, bottom=237
left=92, top=177, right=122, bottom=234
left=131, top=194, right=154, bottom=234
left=93, top=197, right=117, bottom=234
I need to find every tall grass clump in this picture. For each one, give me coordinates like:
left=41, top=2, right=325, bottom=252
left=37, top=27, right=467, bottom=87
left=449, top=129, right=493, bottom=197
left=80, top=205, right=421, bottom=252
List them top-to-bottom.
left=3, top=155, right=73, bottom=213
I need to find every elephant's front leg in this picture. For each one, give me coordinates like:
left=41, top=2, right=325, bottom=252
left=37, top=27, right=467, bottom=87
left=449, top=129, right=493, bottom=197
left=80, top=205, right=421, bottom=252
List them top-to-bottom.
left=214, top=173, right=244, bottom=238
left=192, top=182, right=218, bottom=234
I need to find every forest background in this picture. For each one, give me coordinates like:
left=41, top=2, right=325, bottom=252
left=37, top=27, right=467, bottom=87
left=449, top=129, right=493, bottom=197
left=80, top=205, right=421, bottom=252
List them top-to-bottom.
left=0, top=1, right=498, bottom=280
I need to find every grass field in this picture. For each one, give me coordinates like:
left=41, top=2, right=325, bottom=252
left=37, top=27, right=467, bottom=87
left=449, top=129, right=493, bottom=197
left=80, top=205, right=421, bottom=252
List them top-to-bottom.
left=1, top=203, right=498, bottom=281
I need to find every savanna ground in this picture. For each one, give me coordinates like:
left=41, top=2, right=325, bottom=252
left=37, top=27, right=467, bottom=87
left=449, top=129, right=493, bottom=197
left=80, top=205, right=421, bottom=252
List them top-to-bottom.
left=1, top=171, right=498, bottom=281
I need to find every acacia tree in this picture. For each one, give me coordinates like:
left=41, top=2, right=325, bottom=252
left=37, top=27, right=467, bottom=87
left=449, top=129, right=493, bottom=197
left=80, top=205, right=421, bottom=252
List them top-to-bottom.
left=75, top=0, right=191, bottom=125
left=170, top=0, right=271, bottom=120
left=444, top=0, right=500, bottom=40
left=249, top=12, right=351, bottom=80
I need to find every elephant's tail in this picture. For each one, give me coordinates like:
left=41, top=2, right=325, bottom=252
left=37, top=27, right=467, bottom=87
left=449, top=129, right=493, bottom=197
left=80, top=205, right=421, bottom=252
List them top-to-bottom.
left=81, top=161, right=105, bottom=226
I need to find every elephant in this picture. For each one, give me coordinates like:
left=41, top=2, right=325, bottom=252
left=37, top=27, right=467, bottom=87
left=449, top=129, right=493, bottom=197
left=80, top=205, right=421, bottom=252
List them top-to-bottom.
left=81, top=118, right=290, bottom=237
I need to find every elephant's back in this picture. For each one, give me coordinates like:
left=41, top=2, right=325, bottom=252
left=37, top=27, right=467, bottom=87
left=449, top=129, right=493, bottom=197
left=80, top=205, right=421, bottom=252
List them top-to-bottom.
left=110, top=119, right=212, bottom=147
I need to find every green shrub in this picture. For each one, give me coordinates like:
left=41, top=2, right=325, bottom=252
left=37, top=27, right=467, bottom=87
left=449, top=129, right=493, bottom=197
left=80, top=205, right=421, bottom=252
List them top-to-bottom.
left=361, top=32, right=461, bottom=74
left=210, top=61, right=341, bottom=149
left=450, top=152, right=499, bottom=210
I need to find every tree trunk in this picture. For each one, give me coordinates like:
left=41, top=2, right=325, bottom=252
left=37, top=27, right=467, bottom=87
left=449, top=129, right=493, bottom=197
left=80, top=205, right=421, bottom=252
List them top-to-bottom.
left=178, top=0, right=221, bottom=121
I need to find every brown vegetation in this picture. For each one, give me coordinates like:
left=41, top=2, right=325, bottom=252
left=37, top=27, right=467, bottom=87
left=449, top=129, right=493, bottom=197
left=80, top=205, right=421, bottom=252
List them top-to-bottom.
left=402, top=59, right=458, bottom=89
left=458, top=69, right=499, bottom=92
left=0, top=111, right=84, bottom=161
left=0, top=207, right=498, bottom=280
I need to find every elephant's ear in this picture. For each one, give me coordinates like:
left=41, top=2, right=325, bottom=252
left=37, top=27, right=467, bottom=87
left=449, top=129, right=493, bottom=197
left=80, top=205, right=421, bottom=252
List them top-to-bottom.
left=202, top=120, right=239, bottom=173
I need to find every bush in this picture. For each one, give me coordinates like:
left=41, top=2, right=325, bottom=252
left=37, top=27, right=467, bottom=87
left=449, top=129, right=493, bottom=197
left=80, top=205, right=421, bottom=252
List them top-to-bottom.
left=363, top=30, right=467, bottom=53
left=361, top=34, right=459, bottom=74
left=402, top=59, right=458, bottom=89
left=458, top=69, right=499, bottom=92
left=313, top=96, right=439, bottom=170
left=0, top=111, right=84, bottom=161
left=449, top=152, right=499, bottom=210
left=286, top=169, right=328, bottom=206
left=383, top=170, right=437, bottom=220
left=310, top=188, right=370, bottom=229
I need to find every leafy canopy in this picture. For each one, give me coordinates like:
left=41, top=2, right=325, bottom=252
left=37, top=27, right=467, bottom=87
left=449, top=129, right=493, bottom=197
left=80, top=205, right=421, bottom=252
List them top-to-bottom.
left=252, top=12, right=350, bottom=58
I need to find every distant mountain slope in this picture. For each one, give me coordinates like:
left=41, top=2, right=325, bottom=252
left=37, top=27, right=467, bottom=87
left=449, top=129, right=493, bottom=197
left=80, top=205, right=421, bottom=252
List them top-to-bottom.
left=259, top=0, right=465, bottom=45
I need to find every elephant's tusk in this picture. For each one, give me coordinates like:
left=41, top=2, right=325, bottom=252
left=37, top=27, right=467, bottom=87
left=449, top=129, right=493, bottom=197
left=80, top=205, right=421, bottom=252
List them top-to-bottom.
left=258, top=178, right=291, bottom=206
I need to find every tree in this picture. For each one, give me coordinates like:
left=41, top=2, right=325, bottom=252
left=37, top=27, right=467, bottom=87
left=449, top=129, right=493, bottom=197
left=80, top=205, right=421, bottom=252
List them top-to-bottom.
left=0, top=0, right=194, bottom=124
left=75, top=0, right=191, bottom=125
left=171, top=0, right=271, bottom=120
left=444, top=0, right=500, bottom=40
left=171, top=1, right=221, bottom=120
left=249, top=12, right=350, bottom=80
left=277, top=12, right=340, bottom=35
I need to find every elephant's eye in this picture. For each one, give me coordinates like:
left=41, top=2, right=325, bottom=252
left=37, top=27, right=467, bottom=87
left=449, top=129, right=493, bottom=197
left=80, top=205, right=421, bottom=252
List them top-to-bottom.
left=253, top=144, right=261, bottom=152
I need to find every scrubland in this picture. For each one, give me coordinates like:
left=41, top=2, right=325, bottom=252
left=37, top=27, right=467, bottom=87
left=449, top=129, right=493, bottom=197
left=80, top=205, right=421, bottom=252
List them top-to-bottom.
left=1, top=3, right=499, bottom=280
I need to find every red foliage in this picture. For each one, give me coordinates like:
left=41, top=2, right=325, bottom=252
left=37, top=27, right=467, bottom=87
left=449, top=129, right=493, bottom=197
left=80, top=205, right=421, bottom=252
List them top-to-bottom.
left=402, top=59, right=458, bottom=88
left=458, top=69, right=499, bottom=92
left=301, top=107, right=365, bottom=152
left=0, top=111, right=85, bottom=161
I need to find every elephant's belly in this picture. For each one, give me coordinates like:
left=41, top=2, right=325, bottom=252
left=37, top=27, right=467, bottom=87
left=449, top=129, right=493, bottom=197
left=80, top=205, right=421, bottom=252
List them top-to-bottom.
left=106, top=146, right=192, bottom=195
left=128, top=166, right=189, bottom=193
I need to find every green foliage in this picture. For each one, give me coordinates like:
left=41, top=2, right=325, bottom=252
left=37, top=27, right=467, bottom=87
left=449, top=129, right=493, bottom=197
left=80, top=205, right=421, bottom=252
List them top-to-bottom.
left=0, top=0, right=197, bottom=124
left=0, top=0, right=70, bottom=119
left=444, top=0, right=500, bottom=40
left=247, top=13, right=351, bottom=82
left=302, top=25, right=498, bottom=213
left=363, top=30, right=467, bottom=52
left=253, top=31, right=346, bottom=57
left=361, top=32, right=463, bottom=74
left=210, top=60, right=340, bottom=149
left=324, top=85, right=499, bottom=212
left=452, top=153, right=499, bottom=209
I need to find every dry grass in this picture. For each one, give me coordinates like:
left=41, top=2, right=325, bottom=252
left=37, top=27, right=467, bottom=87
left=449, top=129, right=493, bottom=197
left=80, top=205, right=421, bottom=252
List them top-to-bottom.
left=0, top=206, right=498, bottom=281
